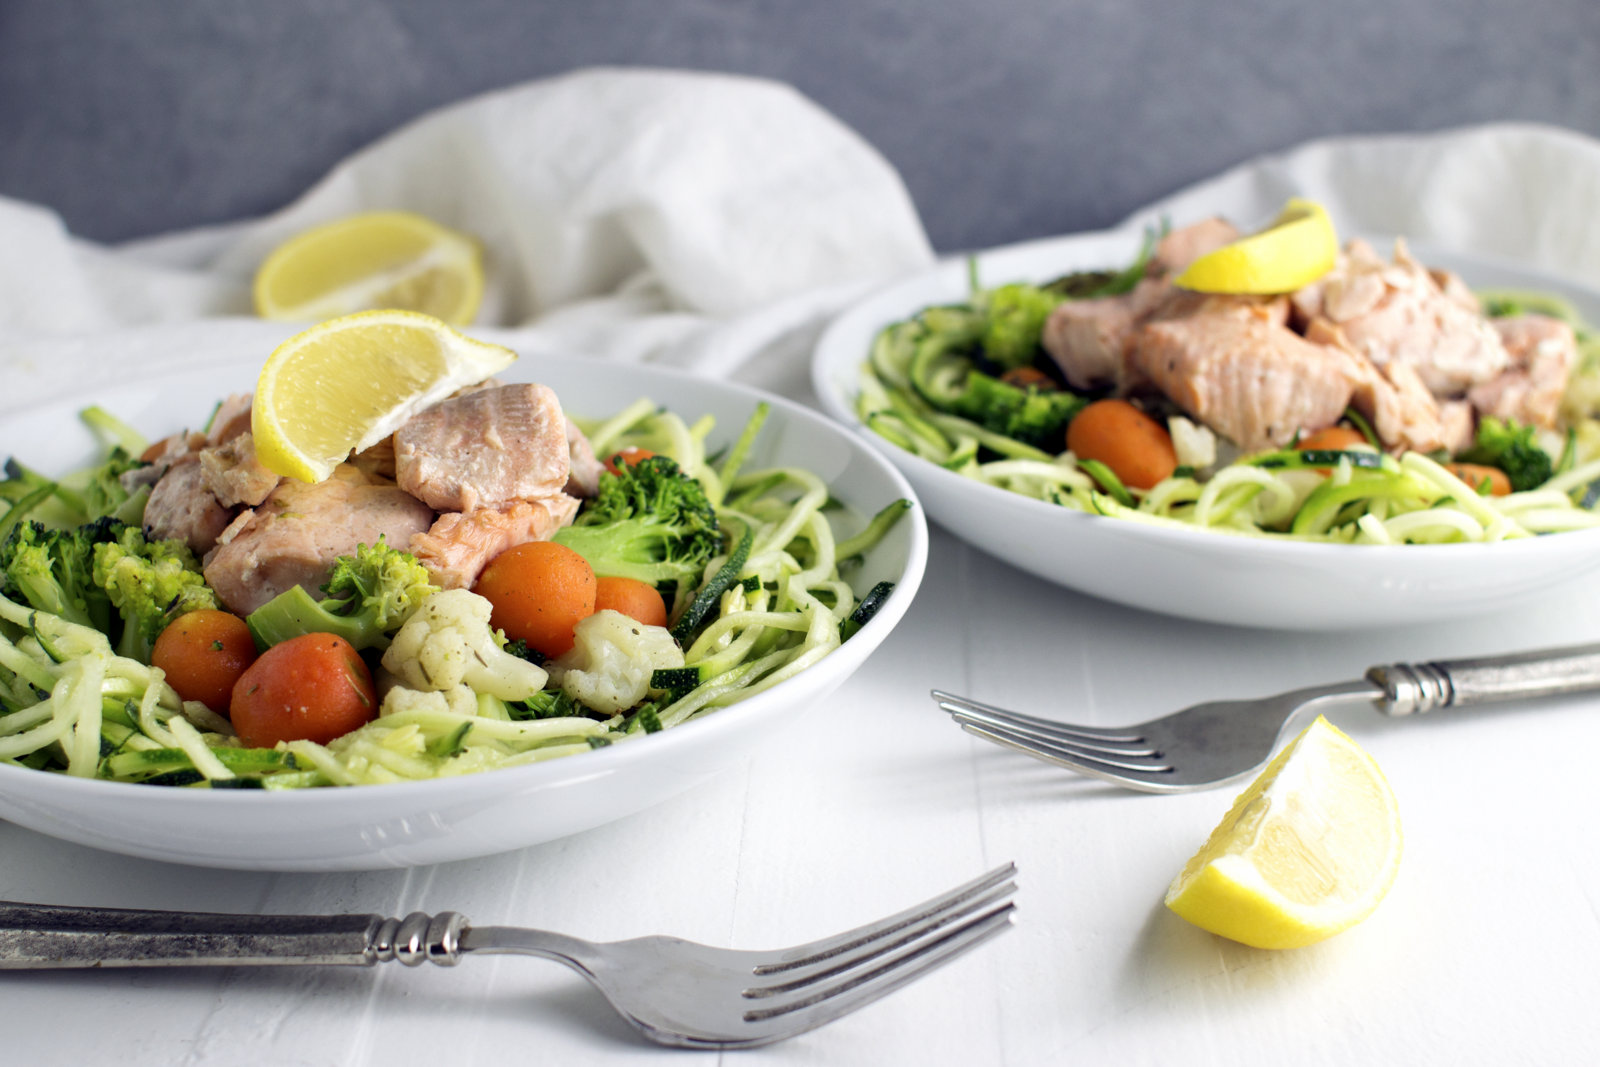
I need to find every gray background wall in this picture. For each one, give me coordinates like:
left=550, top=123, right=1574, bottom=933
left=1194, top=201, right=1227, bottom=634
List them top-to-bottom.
left=3, top=0, right=1598, bottom=254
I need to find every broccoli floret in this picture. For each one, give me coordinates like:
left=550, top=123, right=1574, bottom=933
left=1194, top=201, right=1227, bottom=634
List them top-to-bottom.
left=974, top=283, right=1064, bottom=370
left=948, top=373, right=1085, bottom=450
left=1459, top=416, right=1554, bottom=492
left=79, top=446, right=149, bottom=525
left=552, top=455, right=721, bottom=586
left=0, top=519, right=120, bottom=633
left=91, top=523, right=219, bottom=662
left=245, top=538, right=440, bottom=652
left=380, top=588, right=549, bottom=701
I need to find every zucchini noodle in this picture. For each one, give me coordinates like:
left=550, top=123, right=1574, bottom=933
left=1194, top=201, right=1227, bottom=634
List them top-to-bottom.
left=857, top=302, right=1600, bottom=543
left=0, top=398, right=906, bottom=788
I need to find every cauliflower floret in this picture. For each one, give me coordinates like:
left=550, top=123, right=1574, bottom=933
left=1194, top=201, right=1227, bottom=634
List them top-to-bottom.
left=380, top=588, right=547, bottom=701
left=547, top=609, right=684, bottom=714
left=379, top=684, right=479, bottom=719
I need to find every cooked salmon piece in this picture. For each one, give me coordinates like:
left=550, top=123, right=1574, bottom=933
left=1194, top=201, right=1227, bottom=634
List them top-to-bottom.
left=1148, top=217, right=1241, bottom=276
left=1041, top=219, right=1250, bottom=392
left=1294, top=239, right=1510, bottom=395
left=1130, top=303, right=1354, bottom=451
left=1467, top=315, right=1578, bottom=429
left=1304, top=318, right=1451, bottom=453
left=395, top=383, right=571, bottom=512
left=206, top=393, right=254, bottom=447
left=565, top=417, right=606, bottom=498
left=198, top=431, right=280, bottom=508
left=350, top=435, right=398, bottom=482
left=143, top=454, right=235, bottom=556
left=202, top=464, right=436, bottom=616
left=410, top=493, right=582, bottom=589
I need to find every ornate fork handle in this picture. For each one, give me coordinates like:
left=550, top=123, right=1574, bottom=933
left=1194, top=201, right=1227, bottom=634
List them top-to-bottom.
left=1369, top=641, right=1600, bottom=716
left=0, top=902, right=470, bottom=969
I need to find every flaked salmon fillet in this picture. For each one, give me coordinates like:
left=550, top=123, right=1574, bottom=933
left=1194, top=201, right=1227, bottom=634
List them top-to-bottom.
left=1042, top=219, right=1249, bottom=392
left=1292, top=238, right=1510, bottom=395
left=1130, top=302, right=1354, bottom=452
left=1468, top=315, right=1578, bottom=429
left=1304, top=318, right=1454, bottom=454
left=396, top=383, right=570, bottom=512
left=565, top=417, right=606, bottom=498
left=198, top=431, right=280, bottom=508
left=143, top=454, right=234, bottom=556
left=203, top=464, right=436, bottom=616
left=410, top=494, right=582, bottom=590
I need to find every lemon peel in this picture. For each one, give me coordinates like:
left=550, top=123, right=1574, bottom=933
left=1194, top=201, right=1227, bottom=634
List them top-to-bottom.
left=1173, top=198, right=1338, bottom=295
left=253, top=210, right=484, bottom=325
left=252, top=309, right=516, bottom=483
left=1164, top=715, right=1401, bottom=949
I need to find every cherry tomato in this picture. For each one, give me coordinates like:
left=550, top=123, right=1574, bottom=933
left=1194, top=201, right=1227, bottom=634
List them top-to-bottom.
left=151, top=609, right=258, bottom=713
left=229, top=633, right=376, bottom=747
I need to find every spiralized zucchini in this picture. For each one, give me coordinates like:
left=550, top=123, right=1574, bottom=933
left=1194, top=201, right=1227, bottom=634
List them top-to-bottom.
left=0, top=399, right=905, bottom=788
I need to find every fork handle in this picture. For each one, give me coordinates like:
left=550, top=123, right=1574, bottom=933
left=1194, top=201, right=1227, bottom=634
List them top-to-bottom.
left=1367, top=641, right=1600, bottom=716
left=0, top=901, right=466, bottom=969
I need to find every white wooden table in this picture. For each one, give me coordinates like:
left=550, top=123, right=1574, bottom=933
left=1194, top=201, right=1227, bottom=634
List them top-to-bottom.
left=6, top=515, right=1600, bottom=1065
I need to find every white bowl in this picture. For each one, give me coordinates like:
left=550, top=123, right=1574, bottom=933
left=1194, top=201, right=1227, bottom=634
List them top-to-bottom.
left=811, top=228, right=1600, bottom=630
left=0, top=350, right=927, bottom=870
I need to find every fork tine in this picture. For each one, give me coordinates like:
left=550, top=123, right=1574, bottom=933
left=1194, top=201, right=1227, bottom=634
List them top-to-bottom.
left=931, top=690, right=1145, bottom=743
left=945, top=706, right=1158, bottom=759
left=958, top=720, right=1179, bottom=790
left=757, top=862, right=1016, bottom=967
left=740, top=897, right=1016, bottom=1026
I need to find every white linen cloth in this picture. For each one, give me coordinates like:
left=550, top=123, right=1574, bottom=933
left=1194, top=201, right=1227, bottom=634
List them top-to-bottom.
left=5, top=70, right=1600, bottom=1067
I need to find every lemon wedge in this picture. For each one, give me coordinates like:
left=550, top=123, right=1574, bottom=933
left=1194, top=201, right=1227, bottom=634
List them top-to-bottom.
left=1173, top=198, right=1338, bottom=294
left=253, top=211, right=485, bottom=325
left=252, top=309, right=516, bottom=483
left=1164, top=715, right=1401, bottom=949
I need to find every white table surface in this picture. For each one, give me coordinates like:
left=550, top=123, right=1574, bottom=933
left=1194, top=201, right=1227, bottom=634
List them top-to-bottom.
left=6, top=508, right=1600, bottom=1065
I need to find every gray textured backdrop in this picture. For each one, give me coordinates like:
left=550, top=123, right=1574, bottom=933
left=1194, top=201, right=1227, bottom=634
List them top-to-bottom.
left=3, top=0, right=1599, bottom=253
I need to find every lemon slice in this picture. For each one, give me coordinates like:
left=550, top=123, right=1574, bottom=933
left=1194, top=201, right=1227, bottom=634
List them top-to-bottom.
left=1173, top=198, right=1338, bottom=294
left=253, top=211, right=485, bottom=325
left=253, top=309, right=516, bottom=482
left=1164, top=715, right=1401, bottom=949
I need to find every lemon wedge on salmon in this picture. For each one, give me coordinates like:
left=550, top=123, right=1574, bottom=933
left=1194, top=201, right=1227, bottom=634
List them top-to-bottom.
left=1173, top=198, right=1338, bottom=295
left=253, top=211, right=485, bottom=325
left=252, top=310, right=516, bottom=483
left=1164, top=715, right=1401, bottom=949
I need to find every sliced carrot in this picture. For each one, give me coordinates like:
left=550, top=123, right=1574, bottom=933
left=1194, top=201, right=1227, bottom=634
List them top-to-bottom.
left=1066, top=399, right=1177, bottom=490
left=1296, top=426, right=1369, bottom=452
left=1447, top=463, right=1512, bottom=496
left=473, top=541, right=597, bottom=658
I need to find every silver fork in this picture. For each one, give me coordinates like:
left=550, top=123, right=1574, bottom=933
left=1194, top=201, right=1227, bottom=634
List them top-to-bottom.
left=936, top=641, right=1600, bottom=793
left=0, top=862, right=1016, bottom=1050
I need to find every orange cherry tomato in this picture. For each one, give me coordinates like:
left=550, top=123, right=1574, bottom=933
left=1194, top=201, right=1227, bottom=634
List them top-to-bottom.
left=1066, top=399, right=1178, bottom=490
left=1296, top=425, right=1370, bottom=452
left=603, top=448, right=657, bottom=476
left=1447, top=463, right=1512, bottom=496
left=473, top=541, right=597, bottom=658
left=593, top=575, right=669, bottom=629
left=151, top=609, right=258, bottom=713
left=229, top=633, right=376, bottom=748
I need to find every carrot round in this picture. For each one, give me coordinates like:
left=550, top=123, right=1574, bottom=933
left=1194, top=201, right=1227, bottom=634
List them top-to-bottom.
left=1066, top=399, right=1178, bottom=490
left=1296, top=425, right=1369, bottom=452
left=604, top=447, right=657, bottom=476
left=1447, top=462, right=1513, bottom=496
left=473, top=540, right=598, bottom=658
left=593, top=575, right=669, bottom=629
left=151, top=609, right=258, bottom=714
left=229, top=632, right=376, bottom=747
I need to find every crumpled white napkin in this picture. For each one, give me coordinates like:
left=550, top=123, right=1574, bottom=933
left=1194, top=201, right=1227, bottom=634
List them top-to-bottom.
left=0, top=67, right=933, bottom=413
left=3, top=74, right=1600, bottom=422
left=1124, top=122, right=1600, bottom=288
